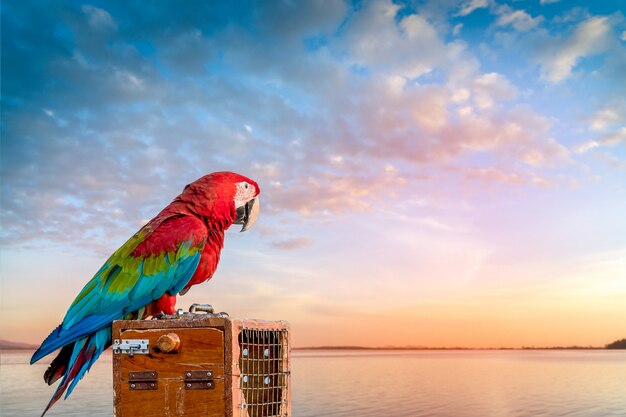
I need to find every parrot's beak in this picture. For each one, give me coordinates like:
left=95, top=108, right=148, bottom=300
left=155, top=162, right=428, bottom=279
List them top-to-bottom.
left=235, top=197, right=259, bottom=232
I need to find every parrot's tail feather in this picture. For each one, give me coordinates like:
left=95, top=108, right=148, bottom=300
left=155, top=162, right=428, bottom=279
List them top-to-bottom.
left=31, top=312, right=118, bottom=364
left=31, top=325, right=63, bottom=365
left=40, top=328, right=111, bottom=417
left=41, top=340, right=89, bottom=416
left=44, top=343, right=74, bottom=385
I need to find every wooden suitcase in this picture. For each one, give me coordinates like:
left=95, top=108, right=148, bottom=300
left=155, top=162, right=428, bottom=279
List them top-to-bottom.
left=112, top=305, right=290, bottom=417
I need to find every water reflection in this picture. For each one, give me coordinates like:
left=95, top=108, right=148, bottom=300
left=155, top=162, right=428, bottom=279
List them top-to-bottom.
left=2, top=349, right=625, bottom=417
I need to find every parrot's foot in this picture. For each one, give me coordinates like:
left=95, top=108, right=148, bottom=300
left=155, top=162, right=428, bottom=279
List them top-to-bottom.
left=153, top=308, right=186, bottom=320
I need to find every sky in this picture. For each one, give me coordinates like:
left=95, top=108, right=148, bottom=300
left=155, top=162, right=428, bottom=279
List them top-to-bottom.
left=1, top=0, right=625, bottom=349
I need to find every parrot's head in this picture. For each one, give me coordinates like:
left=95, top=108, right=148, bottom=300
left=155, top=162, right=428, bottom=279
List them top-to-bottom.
left=179, top=172, right=260, bottom=232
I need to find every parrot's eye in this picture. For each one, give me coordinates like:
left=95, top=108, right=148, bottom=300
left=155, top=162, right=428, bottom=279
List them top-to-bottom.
left=244, top=183, right=249, bottom=189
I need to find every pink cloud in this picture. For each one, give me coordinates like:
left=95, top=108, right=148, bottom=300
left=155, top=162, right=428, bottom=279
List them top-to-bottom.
left=463, top=167, right=551, bottom=187
left=265, top=168, right=407, bottom=216
left=269, top=238, right=314, bottom=250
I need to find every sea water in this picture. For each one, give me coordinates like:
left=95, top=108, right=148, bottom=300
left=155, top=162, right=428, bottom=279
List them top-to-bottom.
left=2, top=349, right=625, bottom=416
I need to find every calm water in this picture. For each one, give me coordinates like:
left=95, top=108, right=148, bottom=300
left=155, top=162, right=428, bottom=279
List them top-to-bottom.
left=1, top=349, right=625, bottom=416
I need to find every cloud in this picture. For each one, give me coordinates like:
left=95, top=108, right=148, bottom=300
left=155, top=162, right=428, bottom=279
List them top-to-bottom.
left=455, top=0, right=489, bottom=17
left=338, top=1, right=477, bottom=80
left=81, top=5, right=117, bottom=31
left=495, top=7, right=543, bottom=32
left=535, top=16, right=612, bottom=82
left=159, top=29, right=214, bottom=75
left=472, top=72, right=518, bottom=109
left=576, top=103, right=626, bottom=154
left=442, top=106, right=567, bottom=168
left=589, top=107, right=621, bottom=131
left=576, top=128, right=626, bottom=154
left=521, top=138, right=570, bottom=167
left=593, top=152, right=626, bottom=169
left=463, top=167, right=550, bottom=187
left=266, top=169, right=407, bottom=216
left=417, top=217, right=462, bottom=232
left=269, top=238, right=313, bottom=250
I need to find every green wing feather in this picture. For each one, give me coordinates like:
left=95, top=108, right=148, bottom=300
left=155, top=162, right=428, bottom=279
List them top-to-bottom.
left=62, top=220, right=203, bottom=330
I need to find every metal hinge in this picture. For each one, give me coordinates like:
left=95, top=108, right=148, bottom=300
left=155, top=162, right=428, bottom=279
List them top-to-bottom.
left=112, top=339, right=149, bottom=356
left=184, top=370, right=215, bottom=390
left=129, top=371, right=158, bottom=390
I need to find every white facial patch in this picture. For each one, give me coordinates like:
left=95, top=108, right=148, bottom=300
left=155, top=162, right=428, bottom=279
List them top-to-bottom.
left=234, top=181, right=257, bottom=208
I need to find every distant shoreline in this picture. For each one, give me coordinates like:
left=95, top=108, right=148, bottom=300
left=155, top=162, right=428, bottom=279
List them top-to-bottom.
left=0, top=340, right=38, bottom=350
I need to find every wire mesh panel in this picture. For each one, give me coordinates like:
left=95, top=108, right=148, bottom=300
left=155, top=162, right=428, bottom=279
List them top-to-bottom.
left=238, top=327, right=290, bottom=417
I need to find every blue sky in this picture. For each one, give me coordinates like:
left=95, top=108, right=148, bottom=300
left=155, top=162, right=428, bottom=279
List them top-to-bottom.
left=1, top=0, right=625, bottom=347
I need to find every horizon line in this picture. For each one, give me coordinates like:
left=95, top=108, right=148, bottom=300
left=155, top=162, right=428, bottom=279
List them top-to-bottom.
left=292, top=341, right=626, bottom=350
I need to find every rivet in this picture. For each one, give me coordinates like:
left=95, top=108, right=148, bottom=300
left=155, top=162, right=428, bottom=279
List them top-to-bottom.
left=186, top=372, right=191, bottom=377
left=207, top=382, right=212, bottom=387
left=130, top=383, right=136, bottom=389
left=150, top=383, right=155, bottom=387
left=186, top=383, right=192, bottom=388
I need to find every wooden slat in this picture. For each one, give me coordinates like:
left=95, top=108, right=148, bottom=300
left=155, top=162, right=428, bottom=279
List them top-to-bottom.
left=113, top=326, right=225, bottom=417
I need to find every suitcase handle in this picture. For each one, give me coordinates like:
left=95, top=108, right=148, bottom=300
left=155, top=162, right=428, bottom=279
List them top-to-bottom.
left=189, top=303, right=214, bottom=314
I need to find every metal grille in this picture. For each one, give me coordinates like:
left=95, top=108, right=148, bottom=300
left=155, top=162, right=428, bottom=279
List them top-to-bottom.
left=238, top=327, right=289, bottom=417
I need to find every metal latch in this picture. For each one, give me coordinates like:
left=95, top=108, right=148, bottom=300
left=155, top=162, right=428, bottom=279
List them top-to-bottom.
left=112, top=339, right=149, bottom=356
left=184, top=370, right=215, bottom=390
left=129, top=371, right=158, bottom=390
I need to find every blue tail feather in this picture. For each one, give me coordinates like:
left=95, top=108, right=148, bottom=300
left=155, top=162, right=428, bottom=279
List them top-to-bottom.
left=31, top=311, right=119, bottom=364
left=65, top=327, right=110, bottom=398
left=40, top=328, right=111, bottom=416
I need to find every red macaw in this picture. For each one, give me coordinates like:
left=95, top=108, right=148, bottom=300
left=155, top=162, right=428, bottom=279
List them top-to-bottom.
left=31, top=172, right=260, bottom=416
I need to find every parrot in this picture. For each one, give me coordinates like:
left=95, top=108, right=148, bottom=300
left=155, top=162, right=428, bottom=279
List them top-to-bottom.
left=30, top=171, right=260, bottom=416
